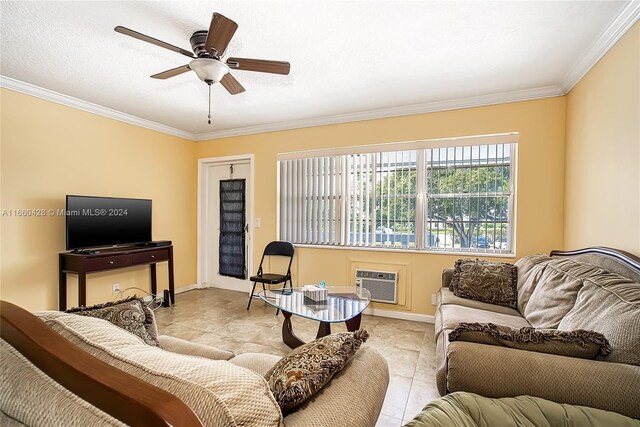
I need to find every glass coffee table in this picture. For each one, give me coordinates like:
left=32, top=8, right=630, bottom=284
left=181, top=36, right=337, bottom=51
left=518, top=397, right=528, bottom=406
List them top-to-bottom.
left=258, top=286, right=371, bottom=349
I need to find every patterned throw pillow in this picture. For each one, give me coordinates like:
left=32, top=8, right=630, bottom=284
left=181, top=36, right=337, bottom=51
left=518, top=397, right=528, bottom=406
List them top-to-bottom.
left=451, top=259, right=518, bottom=308
left=66, top=296, right=159, bottom=346
left=449, top=322, right=611, bottom=359
left=265, top=330, right=369, bottom=413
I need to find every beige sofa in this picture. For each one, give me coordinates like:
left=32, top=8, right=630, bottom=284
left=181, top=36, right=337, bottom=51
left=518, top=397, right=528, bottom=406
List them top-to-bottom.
left=434, top=247, right=640, bottom=420
left=0, top=305, right=389, bottom=426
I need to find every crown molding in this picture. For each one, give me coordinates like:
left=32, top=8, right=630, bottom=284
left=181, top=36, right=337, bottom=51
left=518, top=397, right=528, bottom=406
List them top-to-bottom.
left=2, top=0, right=636, bottom=143
left=560, top=1, right=640, bottom=93
left=1, top=74, right=564, bottom=143
left=0, top=75, right=195, bottom=140
left=194, top=85, right=564, bottom=141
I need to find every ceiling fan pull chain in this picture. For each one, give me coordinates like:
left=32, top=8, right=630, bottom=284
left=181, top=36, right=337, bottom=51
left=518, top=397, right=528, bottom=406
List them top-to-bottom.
left=208, top=83, right=212, bottom=124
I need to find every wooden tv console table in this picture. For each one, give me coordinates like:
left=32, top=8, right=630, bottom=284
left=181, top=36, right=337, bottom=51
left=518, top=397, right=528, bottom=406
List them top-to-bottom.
left=59, top=245, right=174, bottom=310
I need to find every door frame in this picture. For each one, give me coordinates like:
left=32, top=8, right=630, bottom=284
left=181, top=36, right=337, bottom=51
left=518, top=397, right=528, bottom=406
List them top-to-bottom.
left=197, top=154, right=254, bottom=293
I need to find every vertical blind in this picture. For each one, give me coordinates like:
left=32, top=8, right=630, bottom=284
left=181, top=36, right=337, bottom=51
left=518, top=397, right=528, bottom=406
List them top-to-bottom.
left=279, top=141, right=515, bottom=253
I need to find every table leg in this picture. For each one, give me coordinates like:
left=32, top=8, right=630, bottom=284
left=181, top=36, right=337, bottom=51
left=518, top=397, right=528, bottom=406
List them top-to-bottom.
left=168, top=247, right=175, bottom=304
left=59, top=256, right=67, bottom=310
left=150, top=263, right=157, bottom=297
left=78, top=274, right=87, bottom=307
left=281, top=311, right=305, bottom=349
left=345, top=313, right=362, bottom=332
left=316, top=322, right=332, bottom=339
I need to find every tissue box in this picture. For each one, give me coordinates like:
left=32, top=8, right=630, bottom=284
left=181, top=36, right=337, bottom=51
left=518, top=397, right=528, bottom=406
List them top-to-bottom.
left=303, top=285, right=328, bottom=303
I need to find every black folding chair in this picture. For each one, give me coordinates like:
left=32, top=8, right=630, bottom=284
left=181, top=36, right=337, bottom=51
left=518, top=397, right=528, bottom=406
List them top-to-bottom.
left=246, top=241, right=294, bottom=312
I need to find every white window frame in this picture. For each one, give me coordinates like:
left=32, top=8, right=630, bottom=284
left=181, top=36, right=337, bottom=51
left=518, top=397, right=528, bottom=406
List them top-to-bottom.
left=277, top=133, right=518, bottom=256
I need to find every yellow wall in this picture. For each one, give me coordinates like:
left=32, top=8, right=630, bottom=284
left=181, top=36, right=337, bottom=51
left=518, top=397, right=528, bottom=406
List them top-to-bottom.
left=7, top=21, right=635, bottom=316
left=565, top=22, right=640, bottom=254
left=0, top=89, right=197, bottom=310
left=197, top=97, right=567, bottom=316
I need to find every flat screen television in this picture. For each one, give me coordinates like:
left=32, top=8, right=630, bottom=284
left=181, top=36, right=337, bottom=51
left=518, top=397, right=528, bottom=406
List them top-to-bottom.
left=66, top=195, right=152, bottom=250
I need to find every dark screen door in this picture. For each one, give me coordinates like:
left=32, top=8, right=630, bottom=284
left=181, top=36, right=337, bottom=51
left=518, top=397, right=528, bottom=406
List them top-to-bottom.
left=219, top=179, right=246, bottom=279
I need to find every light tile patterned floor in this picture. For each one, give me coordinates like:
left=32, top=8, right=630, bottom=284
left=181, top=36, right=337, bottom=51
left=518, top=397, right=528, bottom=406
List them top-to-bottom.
left=155, top=288, right=439, bottom=426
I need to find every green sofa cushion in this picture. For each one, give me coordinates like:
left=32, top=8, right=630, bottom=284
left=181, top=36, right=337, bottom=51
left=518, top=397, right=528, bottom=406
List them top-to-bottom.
left=404, top=392, right=640, bottom=427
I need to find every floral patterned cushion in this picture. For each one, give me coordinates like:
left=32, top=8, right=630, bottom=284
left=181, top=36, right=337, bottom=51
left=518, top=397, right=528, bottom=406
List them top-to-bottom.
left=451, top=259, right=518, bottom=308
left=65, top=296, right=159, bottom=346
left=265, top=330, right=369, bottom=413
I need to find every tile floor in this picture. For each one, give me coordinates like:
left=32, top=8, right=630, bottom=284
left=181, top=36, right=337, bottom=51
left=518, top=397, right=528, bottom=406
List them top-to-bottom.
left=154, top=288, right=439, bottom=426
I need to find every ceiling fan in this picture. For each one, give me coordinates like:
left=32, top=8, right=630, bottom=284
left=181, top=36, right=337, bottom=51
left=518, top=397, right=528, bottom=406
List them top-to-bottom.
left=115, top=13, right=290, bottom=124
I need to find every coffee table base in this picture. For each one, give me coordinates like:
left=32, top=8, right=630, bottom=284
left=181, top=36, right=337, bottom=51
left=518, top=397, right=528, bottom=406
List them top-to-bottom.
left=281, top=311, right=363, bottom=349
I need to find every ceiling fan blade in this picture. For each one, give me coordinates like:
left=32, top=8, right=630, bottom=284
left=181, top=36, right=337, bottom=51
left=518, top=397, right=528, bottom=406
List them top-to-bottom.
left=204, top=13, right=238, bottom=57
left=115, top=26, right=195, bottom=59
left=226, top=58, right=290, bottom=75
left=150, top=65, right=191, bottom=79
left=220, top=73, right=246, bottom=95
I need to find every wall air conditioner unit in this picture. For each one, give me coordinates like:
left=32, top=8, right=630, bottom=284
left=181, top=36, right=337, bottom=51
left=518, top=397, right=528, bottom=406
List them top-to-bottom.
left=355, top=269, right=397, bottom=304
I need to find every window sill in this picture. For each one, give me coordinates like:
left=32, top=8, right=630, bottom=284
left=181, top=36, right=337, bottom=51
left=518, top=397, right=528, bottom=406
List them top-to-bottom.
left=292, top=243, right=517, bottom=258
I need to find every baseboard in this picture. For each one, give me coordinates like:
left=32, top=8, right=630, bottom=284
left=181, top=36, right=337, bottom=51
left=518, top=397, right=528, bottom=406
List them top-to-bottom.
left=197, top=281, right=252, bottom=294
left=174, top=283, right=199, bottom=294
left=175, top=283, right=250, bottom=294
left=179, top=284, right=434, bottom=323
left=364, top=307, right=435, bottom=323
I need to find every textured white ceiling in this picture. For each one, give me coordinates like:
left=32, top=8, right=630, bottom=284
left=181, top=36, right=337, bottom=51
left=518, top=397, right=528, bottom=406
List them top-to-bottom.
left=0, top=1, right=631, bottom=137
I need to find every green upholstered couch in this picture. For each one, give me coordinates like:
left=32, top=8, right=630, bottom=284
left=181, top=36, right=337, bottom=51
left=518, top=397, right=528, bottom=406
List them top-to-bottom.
left=405, top=392, right=640, bottom=426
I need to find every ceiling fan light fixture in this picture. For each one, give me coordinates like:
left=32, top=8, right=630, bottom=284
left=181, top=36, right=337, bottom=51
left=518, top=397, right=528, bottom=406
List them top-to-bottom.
left=189, top=58, right=229, bottom=84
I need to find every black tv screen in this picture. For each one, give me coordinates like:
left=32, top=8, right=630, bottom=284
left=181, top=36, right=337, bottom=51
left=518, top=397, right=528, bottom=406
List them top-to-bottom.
left=66, top=195, right=152, bottom=250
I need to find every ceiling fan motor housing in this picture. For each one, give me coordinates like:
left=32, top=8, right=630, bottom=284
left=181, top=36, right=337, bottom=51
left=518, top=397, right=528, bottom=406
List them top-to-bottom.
left=190, top=30, right=215, bottom=58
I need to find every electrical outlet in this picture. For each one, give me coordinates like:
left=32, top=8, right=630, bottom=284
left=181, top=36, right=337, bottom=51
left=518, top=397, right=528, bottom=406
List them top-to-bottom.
left=112, top=283, right=121, bottom=293
left=431, top=293, right=437, bottom=305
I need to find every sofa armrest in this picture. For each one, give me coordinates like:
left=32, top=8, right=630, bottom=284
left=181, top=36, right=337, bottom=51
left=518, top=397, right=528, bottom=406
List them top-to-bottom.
left=442, top=269, right=454, bottom=288
left=157, top=335, right=234, bottom=360
left=446, top=341, right=640, bottom=419
left=283, top=346, right=389, bottom=427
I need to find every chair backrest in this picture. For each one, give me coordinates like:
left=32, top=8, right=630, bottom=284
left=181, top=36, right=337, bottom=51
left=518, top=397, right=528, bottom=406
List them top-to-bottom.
left=258, top=241, right=294, bottom=276
left=263, top=241, right=295, bottom=257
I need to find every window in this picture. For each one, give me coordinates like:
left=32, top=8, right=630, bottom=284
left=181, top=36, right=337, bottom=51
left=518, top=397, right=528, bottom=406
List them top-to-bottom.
left=278, top=134, right=516, bottom=254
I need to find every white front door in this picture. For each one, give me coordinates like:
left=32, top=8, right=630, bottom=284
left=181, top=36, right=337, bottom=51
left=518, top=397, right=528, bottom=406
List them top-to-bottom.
left=202, top=161, right=251, bottom=291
